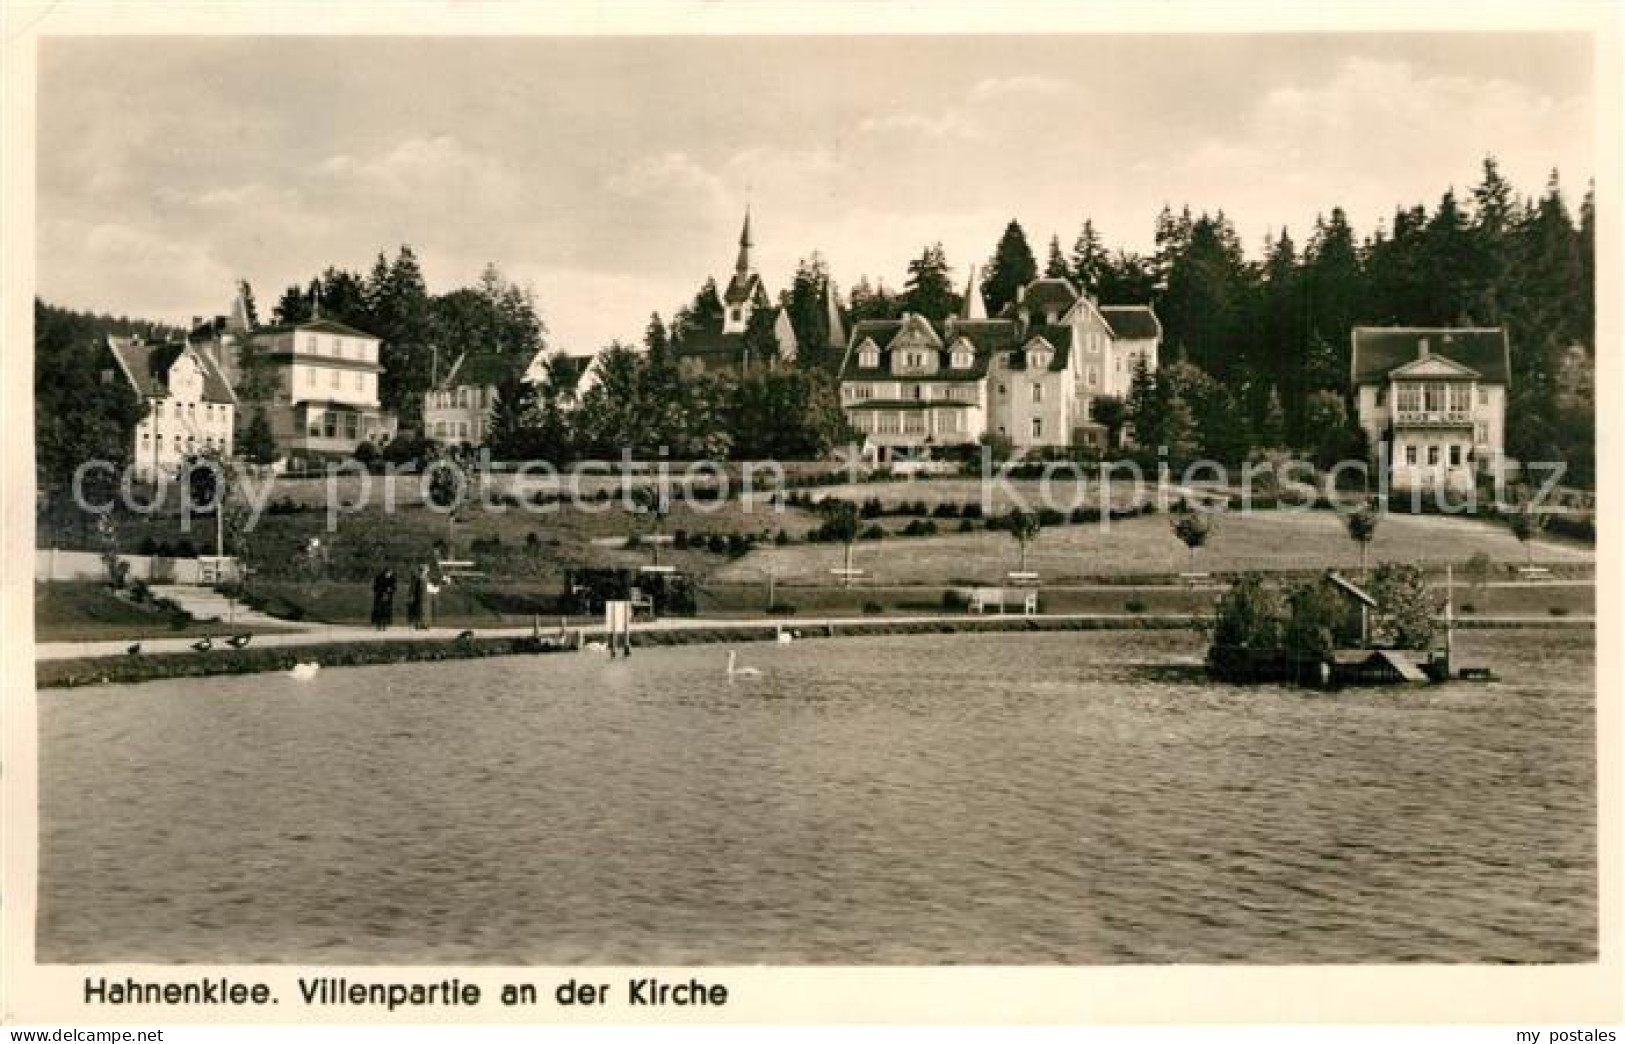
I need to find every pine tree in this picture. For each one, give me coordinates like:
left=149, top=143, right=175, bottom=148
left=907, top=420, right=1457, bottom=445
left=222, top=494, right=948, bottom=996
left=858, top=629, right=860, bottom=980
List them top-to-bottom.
left=1469, top=155, right=1518, bottom=323
left=1070, top=219, right=1108, bottom=295
left=980, top=220, right=1037, bottom=314
left=1044, top=235, right=1070, bottom=279
left=902, top=243, right=960, bottom=321
left=781, top=254, right=833, bottom=370
left=272, top=284, right=311, bottom=324
left=644, top=313, right=671, bottom=371
left=1126, top=354, right=1160, bottom=448
left=1162, top=389, right=1199, bottom=468
left=239, top=408, right=279, bottom=464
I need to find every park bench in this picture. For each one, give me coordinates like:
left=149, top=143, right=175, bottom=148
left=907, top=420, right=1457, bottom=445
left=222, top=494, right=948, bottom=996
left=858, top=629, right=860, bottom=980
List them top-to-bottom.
left=439, top=558, right=483, bottom=578
left=1517, top=566, right=1553, bottom=582
left=829, top=567, right=867, bottom=587
left=1006, top=571, right=1042, bottom=587
left=1179, top=572, right=1213, bottom=586
left=628, top=586, right=656, bottom=618
left=968, top=588, right=1039, bottom=616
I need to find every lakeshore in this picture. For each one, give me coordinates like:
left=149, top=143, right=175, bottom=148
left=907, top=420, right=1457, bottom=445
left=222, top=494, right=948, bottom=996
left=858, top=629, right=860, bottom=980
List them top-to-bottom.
left=35, top=608, right=1594, bottom=688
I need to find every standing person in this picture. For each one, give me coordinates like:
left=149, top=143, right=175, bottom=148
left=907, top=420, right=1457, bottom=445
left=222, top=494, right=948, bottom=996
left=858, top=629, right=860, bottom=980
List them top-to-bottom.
left=408, top=564, right=427, bottom=630
left=424, top=564, right=442, bottom=630
left=372, top=568, right=396, bottom=630
left=375, top=569, right=398, bottom=624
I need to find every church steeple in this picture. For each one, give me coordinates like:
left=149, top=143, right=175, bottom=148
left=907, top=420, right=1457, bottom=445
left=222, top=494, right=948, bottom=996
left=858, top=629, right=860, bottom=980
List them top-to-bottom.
left=722, top=205, right=763, bottom=335
left=734, top=206, right=754, bottom=276
left=961, top=263, right=987, bottom=320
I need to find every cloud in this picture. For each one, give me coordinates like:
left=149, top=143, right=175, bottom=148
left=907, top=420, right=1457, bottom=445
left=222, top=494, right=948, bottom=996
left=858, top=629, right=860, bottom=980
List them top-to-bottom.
left=1154, top=56, right=1592, bottom=241
left=969, top=74, right=1074, bottom=102
left=856, top=110, right=980, bottom=141
left=319, top=135, right=520, bottom=204
left=607, top=151, right=727, bottom=203
left=43, top=218, right=236, bottom=321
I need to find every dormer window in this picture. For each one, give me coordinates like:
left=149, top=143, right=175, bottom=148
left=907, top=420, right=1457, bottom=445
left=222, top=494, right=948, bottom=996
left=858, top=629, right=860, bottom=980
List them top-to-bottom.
left=858, top=340, right=880, bottom=369
left=1028, top=349, right=1051, bottom=370
left=951, top=350, right=973, bottom=369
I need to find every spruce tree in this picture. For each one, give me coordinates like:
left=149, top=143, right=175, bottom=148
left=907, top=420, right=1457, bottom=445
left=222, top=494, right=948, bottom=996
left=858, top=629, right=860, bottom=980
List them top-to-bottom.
left=1070, top=219, right=1107, bottom=295
left=980, top=220, right=1038, bottom=314
left=1044, top=235, right=1070, bottom=279
left=902, top=243, right=960, bottom=321
left=1126, top=354, right=1160, bottom=448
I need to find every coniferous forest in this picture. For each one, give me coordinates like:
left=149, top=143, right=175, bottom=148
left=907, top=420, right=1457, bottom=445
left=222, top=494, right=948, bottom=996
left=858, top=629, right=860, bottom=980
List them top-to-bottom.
left=36, top=156, right=1594, bottom=494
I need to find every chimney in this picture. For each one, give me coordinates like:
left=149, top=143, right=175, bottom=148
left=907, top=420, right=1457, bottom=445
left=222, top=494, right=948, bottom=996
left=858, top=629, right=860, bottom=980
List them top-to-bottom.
left=1418, top=337, right=1430, bottom=359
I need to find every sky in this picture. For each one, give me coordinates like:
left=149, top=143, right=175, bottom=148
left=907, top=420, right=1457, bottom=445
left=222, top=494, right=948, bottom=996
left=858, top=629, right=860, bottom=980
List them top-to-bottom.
left=37, top=33, right=1595, bottom=354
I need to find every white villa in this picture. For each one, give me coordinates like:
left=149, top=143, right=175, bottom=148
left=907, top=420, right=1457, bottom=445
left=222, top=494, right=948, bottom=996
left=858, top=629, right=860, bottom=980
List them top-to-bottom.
left=836, top=274, right=1160, bottom=460
left=190, top=291, right=397, bottom=463
left=1350, top=326, right=1510, bottom=492
left=106, top=334, right=238, bottom=482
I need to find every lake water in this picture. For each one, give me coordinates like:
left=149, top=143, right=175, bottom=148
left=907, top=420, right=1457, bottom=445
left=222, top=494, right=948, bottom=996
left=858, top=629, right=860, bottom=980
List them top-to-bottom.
left=37, top=629, right=1596, bottom=964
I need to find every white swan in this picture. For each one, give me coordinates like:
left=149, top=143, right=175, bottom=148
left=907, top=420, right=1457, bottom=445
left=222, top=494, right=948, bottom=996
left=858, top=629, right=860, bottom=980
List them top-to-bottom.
left=776, top=627, right=794, bottom=644
left=583, top=641, right=609, bottom=654
left=727, top=650, right=762, bottom=680
left=288, top=661, right=321, bottom=681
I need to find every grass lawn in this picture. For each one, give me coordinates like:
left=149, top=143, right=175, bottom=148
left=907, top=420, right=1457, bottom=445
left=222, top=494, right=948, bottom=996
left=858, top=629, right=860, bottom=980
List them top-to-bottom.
left=758, top=477, right=1154, bottom=513
left=113, top=495, right=822, bottom=585
left=712, top=508, right=1594, bottom=586
left=34, top=583, right=296, bottom=643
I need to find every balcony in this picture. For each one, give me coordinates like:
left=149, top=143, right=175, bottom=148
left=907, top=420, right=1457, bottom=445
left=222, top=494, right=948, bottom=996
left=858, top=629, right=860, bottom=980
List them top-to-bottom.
left=1394, top=409, right=1474, bottom=428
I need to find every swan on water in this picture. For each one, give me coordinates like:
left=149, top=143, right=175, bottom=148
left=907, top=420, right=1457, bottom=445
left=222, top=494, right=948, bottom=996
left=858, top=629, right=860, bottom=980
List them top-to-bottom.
left=727, top=650, right=762, bottom=679
left=288, top=661, right=321, bottom=681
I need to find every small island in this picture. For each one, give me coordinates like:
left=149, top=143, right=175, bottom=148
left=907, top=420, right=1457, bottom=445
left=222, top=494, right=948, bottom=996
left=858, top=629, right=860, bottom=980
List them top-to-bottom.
left=1205, top=564, right=1482, bottom=689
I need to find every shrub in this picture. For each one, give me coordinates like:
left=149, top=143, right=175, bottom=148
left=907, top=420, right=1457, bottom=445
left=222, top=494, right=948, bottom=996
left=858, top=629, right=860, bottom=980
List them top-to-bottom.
left=352, top=441, right=379, bottom=469
left=932, top=502, right=961, bottom=519
left=962, top=502, right=984, bottom=520
left=1037, top=507, right=1066, bottom=527
left=902, top=518, right=938, bottom=537
left=958, top=518, right=977, bottom=532
left=860, top=524, right=886, bottom=540
left=673, top=529, right=689, bottom=551
left=774, top=530, right=791, bottom=546
left=624, top=532, right=643, bottom=550
left=726, top=533, right=750, bottom=557
left=707, top=534, right=728, bottom=554
left=138, top=536, right=158, bottom=556
left=174, top=537, right=198, bottom=558
left=942, top=589, right=968, bottom=611
left=1124, top=598, right=1147, bottom=614
left=862, top=600, right=884, bottom=614
left=766, top=602, right=798, bottom=616
left=1459, top=603, right=1477, bottom=614
left=1549, top=606, right=1571, bottom=617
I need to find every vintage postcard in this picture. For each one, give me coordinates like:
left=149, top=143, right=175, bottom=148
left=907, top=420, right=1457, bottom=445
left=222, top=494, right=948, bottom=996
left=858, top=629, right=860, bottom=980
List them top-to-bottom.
left=2, top=1, right=1620, bottom=1028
